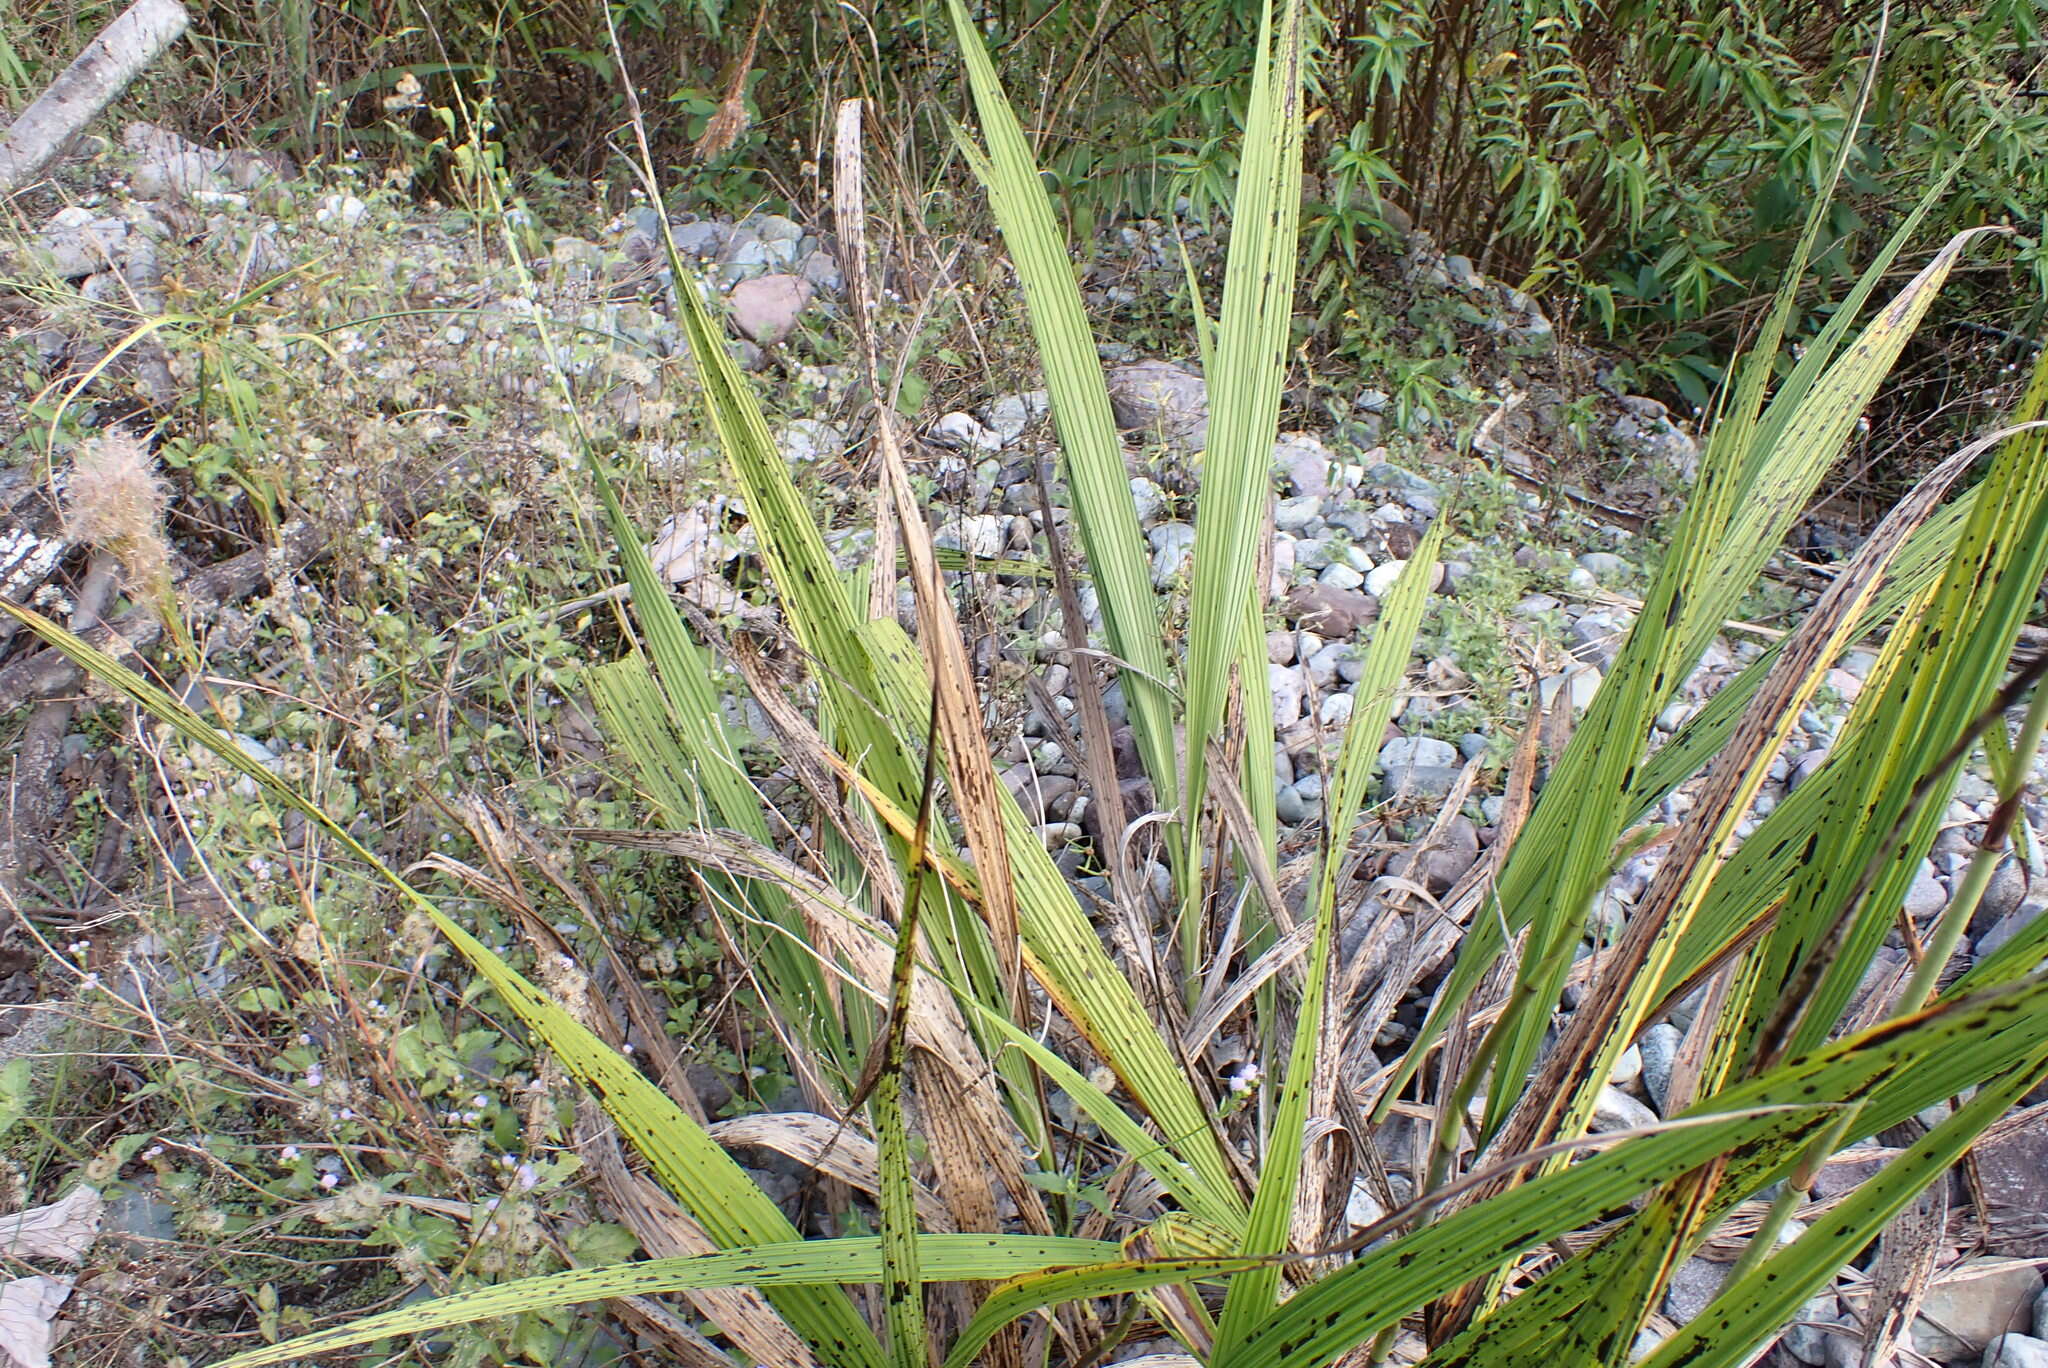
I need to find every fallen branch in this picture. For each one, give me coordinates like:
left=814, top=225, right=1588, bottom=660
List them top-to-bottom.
left=0, top=0, right=192, bottom=195
left=0, top=521, right=323, bottom=706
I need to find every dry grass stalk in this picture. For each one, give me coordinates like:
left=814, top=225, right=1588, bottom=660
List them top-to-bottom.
left=693, top=1, right=768, bottom=163
left=831, top=97, right=1026, bottom=1012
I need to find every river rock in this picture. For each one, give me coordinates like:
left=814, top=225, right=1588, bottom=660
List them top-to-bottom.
left=669, top=219, right=728, bottom=258
left=728, top=273, right=812, bottom=344
left=1106, top=360, right=1209, bottom=451
left=984, top=391, right=1050, bottom=444
left=1276, top=432, right=1338, bottom=497
left=1286, top=583, right=1379, bottom=636
left=1270, top=664, right=1307, bottom=729
left=1381, top=736, right=1455, bottom=770
left=1390, top=815, right=1479, bottom=893
left=1903, top=859, right=1948, bottom=923
left=1978, top=899, right=2048, bottom=959
left=1640, top=1023, right=1682, bottom=1114
left=1664, top=1257, right=1730, bottom=1325
left=1909, top=1260, right=2041, bottom=1361
left=1778, top=1293, right=1845, bottom=1364
left=1987, top=1334, right=2048, bottom=1368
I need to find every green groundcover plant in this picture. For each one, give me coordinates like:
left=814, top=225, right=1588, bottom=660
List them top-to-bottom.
left=10, top=2, right=2048, bottom=1366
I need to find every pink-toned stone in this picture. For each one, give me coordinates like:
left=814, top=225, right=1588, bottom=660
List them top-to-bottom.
left=728, top=273, right=812, bottom=345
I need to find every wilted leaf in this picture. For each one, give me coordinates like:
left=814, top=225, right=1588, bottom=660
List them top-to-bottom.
left=0, top=1188, right=101, bottom=1264
left=0, top=1275, right=71, bottom=1368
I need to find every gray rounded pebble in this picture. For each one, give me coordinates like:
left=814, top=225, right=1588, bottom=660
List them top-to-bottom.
left=1577, top=551, right=1630, bottom=582
left=1380, top=735, right=1456, bottom=770
left=1275, top=785, right=1308, bottom=825
left=1981, top=856, right=2030, bottom=927
left=1903, top=858, right=1948, bottom=922
left=1641, top=1022, right=1682, bottom=1114
left=1664, top=1257, right=1729, bottom=1325
left=1779, top=1293, right=1843, bottom=1365
left=1986, top=1333, right=2048, bottom=1368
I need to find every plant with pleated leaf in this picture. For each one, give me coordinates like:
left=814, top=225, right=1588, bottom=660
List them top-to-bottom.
left=9, top=2, right=2048, bottom=1366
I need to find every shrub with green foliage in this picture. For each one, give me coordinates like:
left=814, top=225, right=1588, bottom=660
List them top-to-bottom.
left=1087, top=0, right=2047, bottom=410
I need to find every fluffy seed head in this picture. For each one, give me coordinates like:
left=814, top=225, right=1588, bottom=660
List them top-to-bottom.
left=64, top=428, right=170, bottom=591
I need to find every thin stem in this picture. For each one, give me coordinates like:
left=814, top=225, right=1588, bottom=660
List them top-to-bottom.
left=1903, top=677, right=2048, bottom=1008
left=1725, top=1103, right=1860, bottom=1287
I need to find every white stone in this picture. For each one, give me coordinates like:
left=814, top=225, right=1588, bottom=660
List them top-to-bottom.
left=316, top=193, right=368, bottom=228
left=930, top=411, right=1002, bottom=453
left=777, top=419, right=846, bottom=463
left=1129, top=477, right=1167, bottom=525
left=935, top=513, right=1007, bottom=560
left=1147, top=524, right=1197, bottom=587
left=1365, top=560, right=1406, bottom=597
left=1269, top=664, right=1307, bottom=729
left=1539, top=667, right=1602, bottom=712
left=1591, top=1085, right=1658, bottom=1133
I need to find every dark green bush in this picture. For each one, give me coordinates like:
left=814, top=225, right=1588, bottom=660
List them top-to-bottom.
left=1100, top=0, right=2046, bottom=408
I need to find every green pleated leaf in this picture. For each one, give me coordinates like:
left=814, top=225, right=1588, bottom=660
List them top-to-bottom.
left=943, top=0, right=1180, bottom=821
left=1177, top=0, right=1306, bottom=901
left=939, top=1, right=1250, bottom=1215
left=1388, top=205, right=2012, bottom=1137
left=1748, top=341, right=2048, bottom=1063
left=1216, top=519, right=1447, bottom=1353
left=589, top=652, right=858, bottom=1081
left=1235, top=967, right=2048, bottom=1368
left=1418, top=971, right=2048, bottom=1365
left=1639, top=1058, right=2045, bottom=1368
left=1218, top=1103, right=1835, bottom=1368
left=208, top=1235, right=1117, bottom=1368
left=947, top=1255, right=1269, bottom=1368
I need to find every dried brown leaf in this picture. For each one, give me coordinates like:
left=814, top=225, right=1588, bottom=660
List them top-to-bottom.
left=833, top=98, right=1024, bottom=1013
left=0, top=1187, right=100, bottom=1264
